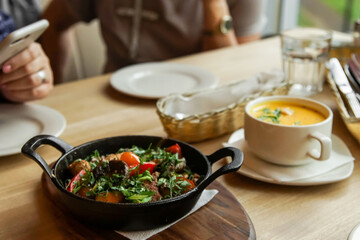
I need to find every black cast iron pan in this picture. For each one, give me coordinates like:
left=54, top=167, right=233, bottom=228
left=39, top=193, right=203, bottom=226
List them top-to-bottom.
left=22, top=135, right=243, bottom=231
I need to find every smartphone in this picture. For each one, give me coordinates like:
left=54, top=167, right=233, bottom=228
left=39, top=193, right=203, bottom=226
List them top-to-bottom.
left=0, top=19, right=49, bottom=66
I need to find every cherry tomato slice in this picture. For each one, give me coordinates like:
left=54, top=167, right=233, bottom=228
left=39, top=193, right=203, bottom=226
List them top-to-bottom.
left=165, top=144, right=183, bottom=158
left=119, top=152, right=140, bottom=168
left=129, top=161, right=156, bottom=177
left=139, top=161, right=156, bottom=174
left=66, top=169, right=86, bottom=192
left=176, top=177, right=195, bottom=193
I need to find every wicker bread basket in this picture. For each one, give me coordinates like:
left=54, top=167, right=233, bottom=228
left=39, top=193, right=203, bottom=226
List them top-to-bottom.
left=156, top=71, right=289, bottom=143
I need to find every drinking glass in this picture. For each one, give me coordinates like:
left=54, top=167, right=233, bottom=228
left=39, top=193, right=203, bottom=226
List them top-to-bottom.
left=281, top=28, right=332, bottom=96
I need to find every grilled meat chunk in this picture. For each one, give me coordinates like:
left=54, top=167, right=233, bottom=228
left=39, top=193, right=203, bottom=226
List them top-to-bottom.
left=68, top=160, right=91, bottom=177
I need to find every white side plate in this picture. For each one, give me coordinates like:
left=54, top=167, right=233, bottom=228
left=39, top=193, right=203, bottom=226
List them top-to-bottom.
left=110, top=62, right=218, bottom=99
left=0, top=104, right=66, bottom=156
left=348, top=223, right=360, bottom=240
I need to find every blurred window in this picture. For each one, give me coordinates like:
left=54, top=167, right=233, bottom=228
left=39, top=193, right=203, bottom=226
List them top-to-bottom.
left=263, top=0, right=360, bottom=37
left=299, top=0, right=360, bottom=32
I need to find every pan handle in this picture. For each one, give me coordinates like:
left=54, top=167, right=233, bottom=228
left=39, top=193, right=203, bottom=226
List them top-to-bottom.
left=21, top=134, right=74, bottom=179
left=196, top=147, right=243, bottom=192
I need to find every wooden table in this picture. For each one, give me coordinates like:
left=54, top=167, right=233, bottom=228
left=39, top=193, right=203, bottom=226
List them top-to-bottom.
left=1, top=36, right=360, bottom=240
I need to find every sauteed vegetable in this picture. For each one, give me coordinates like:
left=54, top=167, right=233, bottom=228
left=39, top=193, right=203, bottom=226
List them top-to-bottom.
left=65, top=144, right=201, bottom=203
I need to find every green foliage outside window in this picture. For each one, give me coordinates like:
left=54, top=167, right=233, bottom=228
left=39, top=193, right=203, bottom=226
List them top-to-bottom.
left=299, top=0, right=360, bottom=31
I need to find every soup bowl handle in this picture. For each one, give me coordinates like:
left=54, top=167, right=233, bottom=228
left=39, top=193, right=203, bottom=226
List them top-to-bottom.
left=308, top=131, right=332, bottom=161
left=21, top=135, right=74, bottom=179
left=196, top=147, right=243, bottom=192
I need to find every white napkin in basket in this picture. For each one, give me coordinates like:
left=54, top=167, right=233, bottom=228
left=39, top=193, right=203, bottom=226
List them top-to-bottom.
left=163, top=69, right=285, bottom=119
left=224, top=129, right=354, bottom=183
left=115, top=189, right=218, bottom=240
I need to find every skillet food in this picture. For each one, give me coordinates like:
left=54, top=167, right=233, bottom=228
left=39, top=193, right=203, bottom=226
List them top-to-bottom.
left=22, top=135, right=243, bottom=230
left=65, top=143, right=201, bottom=203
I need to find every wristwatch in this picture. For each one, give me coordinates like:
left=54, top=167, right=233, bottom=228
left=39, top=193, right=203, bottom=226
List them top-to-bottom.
left=203, top=15, right=233, bottom=36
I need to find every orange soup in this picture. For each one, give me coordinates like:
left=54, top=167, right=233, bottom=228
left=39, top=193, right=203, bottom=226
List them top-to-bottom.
left=250, top=101, right=326, bottom=126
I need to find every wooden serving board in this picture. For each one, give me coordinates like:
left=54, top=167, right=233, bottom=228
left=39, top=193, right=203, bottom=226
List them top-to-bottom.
left=41, top=169, right=255, bottom=240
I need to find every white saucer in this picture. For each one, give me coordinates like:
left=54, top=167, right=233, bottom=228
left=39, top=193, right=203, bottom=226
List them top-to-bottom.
left=110, top=62, right=218, bottom=99
left=0, top=103, right=66, bottom=156
left=224, top=129, right=354, bottom=186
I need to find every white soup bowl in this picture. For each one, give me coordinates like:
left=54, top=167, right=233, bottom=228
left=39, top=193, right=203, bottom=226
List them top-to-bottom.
left=244, top=96, right=333, bottom=166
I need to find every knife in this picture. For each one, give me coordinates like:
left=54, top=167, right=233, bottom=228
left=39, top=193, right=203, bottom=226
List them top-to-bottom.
left=328, top=58, right=360, bottom=118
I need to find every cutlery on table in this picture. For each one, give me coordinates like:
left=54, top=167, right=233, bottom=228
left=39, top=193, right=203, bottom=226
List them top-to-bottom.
left=328, top=58, right=360, bottom=118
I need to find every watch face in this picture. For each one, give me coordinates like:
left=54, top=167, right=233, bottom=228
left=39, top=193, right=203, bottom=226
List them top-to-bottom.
left=220, top=15, right=233, bottom=34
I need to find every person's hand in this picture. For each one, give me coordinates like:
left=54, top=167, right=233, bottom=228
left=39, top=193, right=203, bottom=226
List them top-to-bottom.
left=0, top=42, right=54, bottom=102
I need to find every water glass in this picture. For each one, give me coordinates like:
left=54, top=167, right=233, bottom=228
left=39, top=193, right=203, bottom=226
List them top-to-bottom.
left=281, top=28, right=332, bottom=96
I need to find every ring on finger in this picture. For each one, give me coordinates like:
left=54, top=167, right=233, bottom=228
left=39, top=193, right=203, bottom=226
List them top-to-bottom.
left=38, top=70, right=46, bottom=84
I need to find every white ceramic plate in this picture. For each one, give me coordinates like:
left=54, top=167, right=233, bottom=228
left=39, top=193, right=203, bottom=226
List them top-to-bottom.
left=110, top=62, right=218, bottom=99
left=0, top=104, right=66, bottom=156
left=225, top=129, right=354, bottom=186
left=348, top=223, right=360, bottom=240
